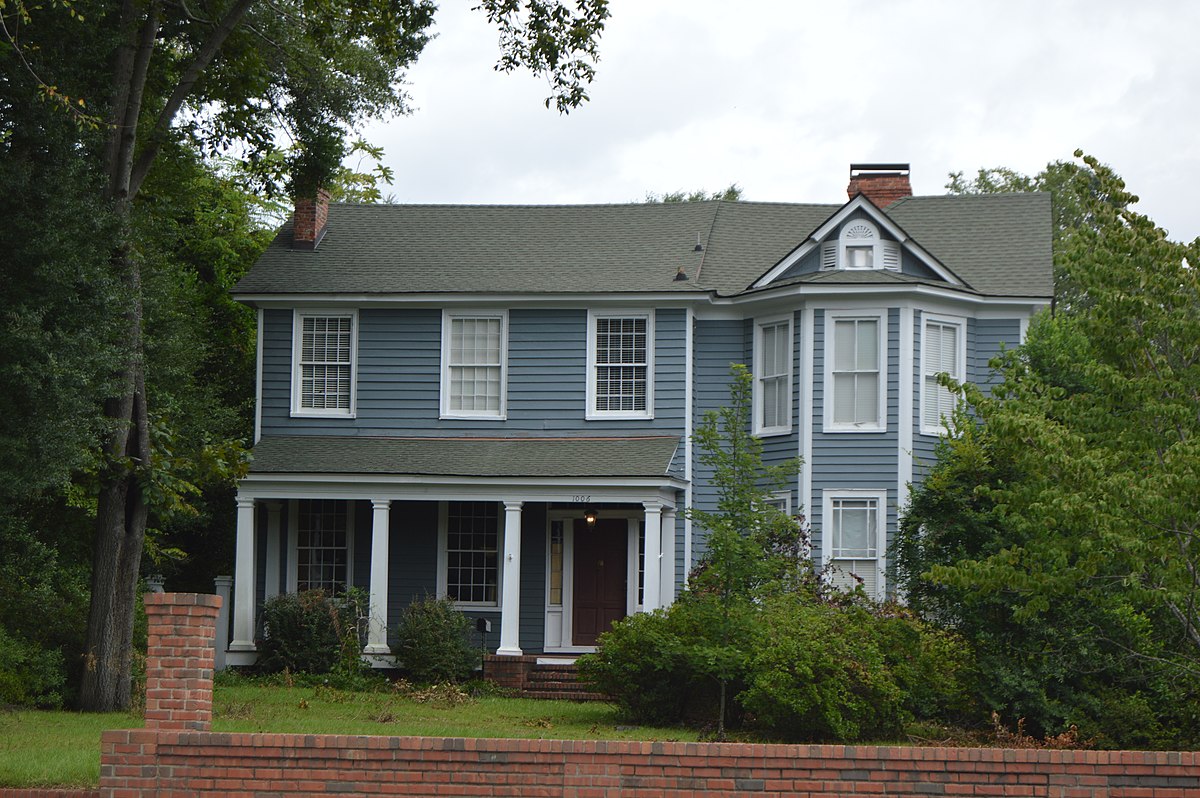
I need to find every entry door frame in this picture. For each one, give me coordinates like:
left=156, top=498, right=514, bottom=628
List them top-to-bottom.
left=544, top=509, right=642, bottom=653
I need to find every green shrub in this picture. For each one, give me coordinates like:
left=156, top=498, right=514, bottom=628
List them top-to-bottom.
left=257, top=589, right=368, bottom=675
left=736, top=596, right=974, bottom=742
left=391, top=597, right=477, bottom=684
left=578, top=609, right=699, bottom=724
left=0, top=626, right=66, bottom=708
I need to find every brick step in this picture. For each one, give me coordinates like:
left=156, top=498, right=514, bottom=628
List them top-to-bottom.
left=524, top=689, right=607, bottom=702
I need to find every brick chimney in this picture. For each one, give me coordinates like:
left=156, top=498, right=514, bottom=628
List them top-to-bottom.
left=847, top=163, right=912, bottom=207
left=292, top=188, right=330, bottom=250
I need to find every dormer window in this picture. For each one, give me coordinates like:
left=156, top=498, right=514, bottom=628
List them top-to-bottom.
left=821, top=220, right=901, bottom=272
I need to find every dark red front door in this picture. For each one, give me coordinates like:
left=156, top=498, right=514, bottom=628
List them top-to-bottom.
left=572, top=518, right=627, bottom=646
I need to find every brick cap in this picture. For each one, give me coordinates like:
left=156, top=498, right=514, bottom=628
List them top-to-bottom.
left=144, top=592, right=223, bottom=609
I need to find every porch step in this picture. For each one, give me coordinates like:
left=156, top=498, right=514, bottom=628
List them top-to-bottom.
left=525, top=660, right=607, bottom=702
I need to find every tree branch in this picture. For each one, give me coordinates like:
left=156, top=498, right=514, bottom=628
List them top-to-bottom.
left=128, top=0, right=257, bottom=198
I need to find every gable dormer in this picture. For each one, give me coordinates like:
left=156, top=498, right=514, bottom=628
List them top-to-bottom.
left=751, top=193, right=965, bottom=290
left=819, top=217, right=902, bottom=272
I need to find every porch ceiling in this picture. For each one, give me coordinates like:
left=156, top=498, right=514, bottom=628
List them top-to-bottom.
left=248, top=435, right=682, bottom=479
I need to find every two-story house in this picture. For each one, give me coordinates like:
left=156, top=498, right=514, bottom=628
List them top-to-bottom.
left=226, top=164, right=1053, bottom=666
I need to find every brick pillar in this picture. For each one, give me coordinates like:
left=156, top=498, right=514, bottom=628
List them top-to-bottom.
left=144, top=592, right=221, bottom=731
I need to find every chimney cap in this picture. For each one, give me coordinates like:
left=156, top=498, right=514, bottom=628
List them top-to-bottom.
left=850, top=163, right=910, bottom=175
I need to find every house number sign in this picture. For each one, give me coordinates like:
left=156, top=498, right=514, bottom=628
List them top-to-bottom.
left=571, top=495, right=592, bottom=503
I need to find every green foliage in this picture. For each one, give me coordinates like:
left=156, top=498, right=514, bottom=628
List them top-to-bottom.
left=903, top=152, right=1200, bottom=747
left=643, top=184, right=743, bottom=203
left=257, top=589, right=370, bottom=677
left=391, top=597, right=479, bottom=684
left=740, top=597, right=972, bottom=741
left=0, top=626, right=66, bottom=708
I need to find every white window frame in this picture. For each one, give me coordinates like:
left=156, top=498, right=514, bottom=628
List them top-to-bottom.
left=821, top=220, right=900, bottom=272
left=290, top=309, right=358, bottom=418
left=586, top=309, right=655, bottom=420
left=440, top=310, right=509, bottom=420
left=824, top=310, right=888, bottom=433
left=919, top=313, right=968, bottom=436
left=753, top=315, right=793, bottom=436
left=821, top=489, right=887, bottom=599
left=763, top=491, right=791, bottom=515
left=286, top=499, right=355, bottom=594
left=436, top=501, right=503, bottom=609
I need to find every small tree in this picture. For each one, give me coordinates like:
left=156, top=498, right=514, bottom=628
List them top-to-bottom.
left=685, top=363, right=802, bottom=738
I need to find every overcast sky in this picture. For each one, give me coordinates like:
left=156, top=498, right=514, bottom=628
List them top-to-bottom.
left=361, top=1, right=1199, bottom=243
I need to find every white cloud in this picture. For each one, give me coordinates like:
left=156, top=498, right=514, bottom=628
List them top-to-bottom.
left=361, top=0, right=1200, bottom=241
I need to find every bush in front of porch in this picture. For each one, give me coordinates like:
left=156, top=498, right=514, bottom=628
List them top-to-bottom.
left=391, top=596, right=479, bottom=684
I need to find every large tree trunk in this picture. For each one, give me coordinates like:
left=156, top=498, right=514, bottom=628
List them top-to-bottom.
left=77, top=0, right=158, bottom=711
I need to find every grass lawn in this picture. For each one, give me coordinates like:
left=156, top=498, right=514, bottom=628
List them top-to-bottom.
left=0, top=683, right=697, bottom=789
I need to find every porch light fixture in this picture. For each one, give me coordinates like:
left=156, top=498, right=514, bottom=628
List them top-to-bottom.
left=583, top=507, right=599, bottom=528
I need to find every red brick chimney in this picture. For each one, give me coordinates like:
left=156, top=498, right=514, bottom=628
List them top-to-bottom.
left=847, top=163, right=912, bottom=207
left=292, top=188, right=330, bottom=250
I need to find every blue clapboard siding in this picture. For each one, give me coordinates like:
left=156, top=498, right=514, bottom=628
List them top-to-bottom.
left=261, top=307, right=687, bottom=437
left=809, top=308, right=900, bottom=568
left=910, top=310, right=938, bottom=489
left=690, top=317, right=748, bottom=560
left=972, top=318, right=1021, bottom=393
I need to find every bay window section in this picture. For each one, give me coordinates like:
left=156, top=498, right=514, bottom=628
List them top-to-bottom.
left=828, top=314, right=884, bottom=431
left=921, top=316, right=964, bottom=435
left=754, top=318, right=792, bottom=435
left=825, top=492, right=883, bottom=598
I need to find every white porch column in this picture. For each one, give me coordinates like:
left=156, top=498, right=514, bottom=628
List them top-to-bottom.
left=230, top=496, right=257, bottom=651
left=365, top=499, right=392, bottom=654
left=263, top=501, right=283, bottom=600
left=497, top=501, right=524, bottom=656
left=642, top=502, right=662, bottom=612
left=659, top=508, right=676, bottom=607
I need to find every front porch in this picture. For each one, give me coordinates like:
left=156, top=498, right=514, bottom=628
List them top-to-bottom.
left=227, top=435, right=687, bottom=667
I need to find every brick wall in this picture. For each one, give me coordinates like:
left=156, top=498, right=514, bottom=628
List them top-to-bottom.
left=143, top=591, right=220, bottom=731
left=87, top=594, right=1200, bottom=797
left=98, top=729, right=1200, bottom=797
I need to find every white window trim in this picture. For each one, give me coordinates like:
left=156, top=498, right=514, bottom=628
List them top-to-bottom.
left=290, top=309, right=358, bottom=418
left=439, top=309, right=509, bottom=420
left=586, top=309, right=655, bottom=420
left=823, top=309, right=888, bottom=433
left=919, top=313, right=967, bottom=437
left=753, top=315, right=794, bottom=437
left=821, top=488, right=887, bottom=600
left=763, top=490, right=791, bottom=515
left=286, top=499, right=355, bottom=594
left=436, top=501, right=504, bottom=609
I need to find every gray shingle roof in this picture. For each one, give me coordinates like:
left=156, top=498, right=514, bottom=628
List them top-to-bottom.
left=234, top=194, right=1052, bottom=300
left=249, top=435, right=682, bottom=479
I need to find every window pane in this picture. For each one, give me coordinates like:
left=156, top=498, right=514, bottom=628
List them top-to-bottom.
left=846, top=245, right=873, bottom=268
left=299, top=316, right=353, bottom=410
left=448, top=316, right=503, bottom=414
left=594, top=316, right=648, bottom=413
left=834, top=320, right=856, bottom=371
left=856, top=320, right=878, bottom=369
left=854, top=372, right=879, bottom=424
left=297, top=499, right=348, bottom=593
left=446, top=502, right=499, bottom=604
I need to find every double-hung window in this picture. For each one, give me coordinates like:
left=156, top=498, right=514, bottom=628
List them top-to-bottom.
left=293, top=310, right=356, bottom=416
left=441, top=311, right=507, bottom=419
left=588, top=311, right=654, bottom=418
left=827, top=313, right=885, bottom=431
left=920, top=315, right=965, bottom=435
left=754, top=318, right=793, bottom=435
left=824, top=491, right=885, bottom=598
left=294, top=499, right=350, bottom=594
left=439, top=501, right=500, bottom=606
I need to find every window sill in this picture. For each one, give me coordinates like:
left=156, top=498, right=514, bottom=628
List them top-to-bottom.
left=290, top=410, right=356, bottom=419
left=586, top=411, right=654, bottom=421
left=440, top=413, right=508, bottom=421
left=824, top=424, right=886, bottom=434
left=919, top=425, right=950, bottom=437
left=754, top=426, right=793, bottom=438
